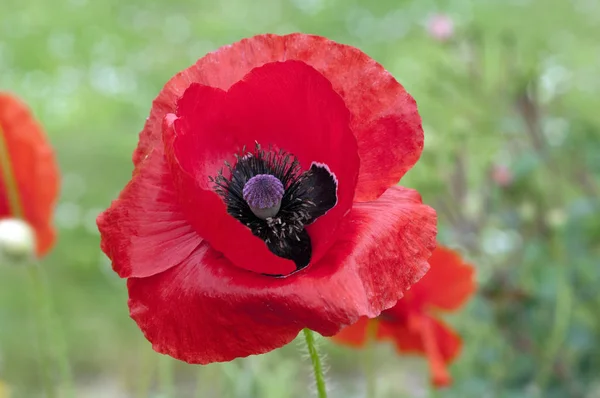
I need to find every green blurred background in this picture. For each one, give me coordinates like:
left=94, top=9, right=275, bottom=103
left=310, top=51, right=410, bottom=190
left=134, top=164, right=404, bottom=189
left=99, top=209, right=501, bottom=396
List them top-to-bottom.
left=1, top=0, right=599, bottom=396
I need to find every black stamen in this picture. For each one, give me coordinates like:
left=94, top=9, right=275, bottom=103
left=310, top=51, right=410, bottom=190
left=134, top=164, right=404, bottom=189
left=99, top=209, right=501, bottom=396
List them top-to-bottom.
left=212, top=143, right=338, bottom=275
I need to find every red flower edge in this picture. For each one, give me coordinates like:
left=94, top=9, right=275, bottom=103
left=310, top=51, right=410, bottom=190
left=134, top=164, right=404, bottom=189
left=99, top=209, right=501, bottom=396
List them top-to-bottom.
left=133, top=33, right=424, bottom=203
left=98, top=34, right=437, bottom=364
left=0, top=93, right=60, bottom=256
left=332, top=246, right=476, bottom=387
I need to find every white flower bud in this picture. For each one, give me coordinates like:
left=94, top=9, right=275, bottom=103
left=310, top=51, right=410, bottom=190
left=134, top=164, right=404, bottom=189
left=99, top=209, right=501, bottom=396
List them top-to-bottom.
left=0, top=218, right=36, bottom=265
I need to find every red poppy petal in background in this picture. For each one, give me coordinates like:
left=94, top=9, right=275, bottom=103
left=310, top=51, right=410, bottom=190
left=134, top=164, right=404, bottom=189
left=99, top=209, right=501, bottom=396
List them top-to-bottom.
left=134, top=34, right=422, bottom=202
left=165, top=61, right=359, bottom=274
left=0, top=93, right=59, bottom=256
left=97, top=149, right=202, bottom=278
left=128, top=186, right=436, bottom=363
left=408, top=246, right=476, bottom=312
left=379, top=313, right=461, bottom=387
left=330, top=317, right=372, bottom=347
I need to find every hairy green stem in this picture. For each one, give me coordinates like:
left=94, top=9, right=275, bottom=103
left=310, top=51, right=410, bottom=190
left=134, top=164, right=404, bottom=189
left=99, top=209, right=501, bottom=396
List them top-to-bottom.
left=302, top=329, right=327, bottom=398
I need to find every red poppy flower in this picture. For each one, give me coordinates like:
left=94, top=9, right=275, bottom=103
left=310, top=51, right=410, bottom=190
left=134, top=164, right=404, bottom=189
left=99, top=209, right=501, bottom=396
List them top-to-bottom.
left=97, top=33, right=437, bottom=364
left=0, top=93, right=60, bottom=257
left=332, top=246, right=476, bottom=387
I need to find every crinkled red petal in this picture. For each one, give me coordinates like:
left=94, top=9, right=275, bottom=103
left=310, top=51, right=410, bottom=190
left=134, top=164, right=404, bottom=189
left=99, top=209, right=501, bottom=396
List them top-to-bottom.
left=134, top=34, right=422, bottom=201
left=164, top=61, right=359, bottom=275
left=0, top=93, right=59, bottom=256
left=97, top=149, right=202, bottom=278
left=127, top=186, right=436, bottom=363
left=316, top=186, right=436, bottom=322
left=127, top=243, right=304, bottom=364
left=378, top=312, right=461, bottom=387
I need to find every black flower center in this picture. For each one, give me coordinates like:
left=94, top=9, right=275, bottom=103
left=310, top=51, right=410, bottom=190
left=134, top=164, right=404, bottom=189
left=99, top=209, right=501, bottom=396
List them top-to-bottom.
left=211, top=143, right=338, bottom=275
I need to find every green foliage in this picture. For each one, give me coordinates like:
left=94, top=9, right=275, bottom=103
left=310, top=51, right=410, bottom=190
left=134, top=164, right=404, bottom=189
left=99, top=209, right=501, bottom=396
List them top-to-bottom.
left=1, top=0, right=599, bottom=396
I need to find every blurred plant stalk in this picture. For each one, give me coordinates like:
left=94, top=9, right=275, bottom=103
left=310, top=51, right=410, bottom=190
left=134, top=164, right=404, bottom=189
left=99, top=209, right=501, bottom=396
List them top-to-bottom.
left=364, top=320, right=378, bottom=398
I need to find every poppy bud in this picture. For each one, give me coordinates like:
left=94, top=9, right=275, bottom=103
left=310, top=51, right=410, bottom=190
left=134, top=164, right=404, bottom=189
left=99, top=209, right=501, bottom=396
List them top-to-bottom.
left=0, top=218, right=36, bottom=265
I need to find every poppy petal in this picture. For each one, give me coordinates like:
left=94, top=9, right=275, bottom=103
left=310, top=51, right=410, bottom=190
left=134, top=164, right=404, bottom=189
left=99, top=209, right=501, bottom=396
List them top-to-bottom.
left=134, top=34, right=422, bottom=202
left=282, top=35, right=423, bottom=202
left=164, top=61, right=359, bottom=275
left=224, top=61, right=359, bottom=265
left=0, top=93, right=59, bottom=256
left=163, top=109, right=298, bottom=276
left=97, top=149, right=202, bottom=278
left=128, top=186, right=436, bottom=364
left=318, top=186, right=437, bottom=321
left=127, top=244, right=305, bottom=364
left=409, top=246, right=476, bottom=312
left=379, top=313, right=461, bottom=387
left=417, top=314, right=455, bottom=387
left=329, top=317, right=372, bottom=347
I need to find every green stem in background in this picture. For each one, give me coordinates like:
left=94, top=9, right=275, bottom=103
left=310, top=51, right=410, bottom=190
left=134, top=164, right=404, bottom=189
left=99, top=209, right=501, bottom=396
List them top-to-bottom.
left=534, top=231, right=572, bottom=394
left=29, top=263, right=75, bottom=398
left=28, top=265, right=57, bottom=398
left=365, top=320, right=378, bottom=398
left=302, top=329, right=327, bottom=398
left=135, top=345, right=155, bottom=398
left=158, top=355, right=175, bottom=398
left=195, top=363, right=205, bottom=398
left=197, top=363, right=223, bottom=398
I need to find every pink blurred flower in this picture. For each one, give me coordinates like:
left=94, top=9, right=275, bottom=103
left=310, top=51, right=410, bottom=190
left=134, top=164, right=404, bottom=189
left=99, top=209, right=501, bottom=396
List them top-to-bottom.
left=427, top=14, right=454, bottom=42
left=492, top=164, right=513, bottom=187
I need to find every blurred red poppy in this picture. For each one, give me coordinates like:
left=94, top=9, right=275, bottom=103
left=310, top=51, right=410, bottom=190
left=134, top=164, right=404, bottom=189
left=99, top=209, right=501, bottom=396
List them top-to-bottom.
left=97, top=33, right=437, bottom=364
left=0, top=93, right=59, bottom=256
left=332, top=246, right=476, bottom=387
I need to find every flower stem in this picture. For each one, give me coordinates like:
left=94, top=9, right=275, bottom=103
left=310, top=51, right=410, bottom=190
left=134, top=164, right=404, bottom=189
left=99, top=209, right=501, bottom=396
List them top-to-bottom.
left=535, top=231, right=572, bottom=394
left=29, top=264, right=76, bottom=398
left=27, top=265, right=56, bottom=398
left=365, top=320, right=378, bottom=398
left=302, top=328, right=327, bottom=398
left=135, top=345, right=155, bottom=398
left=158, top=355, right=175, bottom=398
